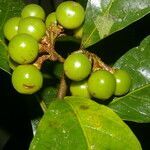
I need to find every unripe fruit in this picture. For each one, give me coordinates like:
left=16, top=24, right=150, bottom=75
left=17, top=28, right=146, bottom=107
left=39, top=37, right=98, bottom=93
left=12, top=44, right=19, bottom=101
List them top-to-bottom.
left=56, top=1, right=85, bottom=29
left=21, top=4, right=45, bottom=20
left=45, top=12, right=57, bottom=28
left=3, top=17, right=20, bottom=40
left=18, top=17, right=46, bottom=41
left=74, top=25, right=83, bottom=39
left=8, top=34, right=39, bottom=64
left=64, top=53, right=91, bottom=81
left=8, top=57, right=19, bottom=70
left=12, top=65, right=43, bottom=94
left=114, top=69, right=131, bottom=96
left=88, top=70, right=116, bottom=100
left=70, top=80, right=91, bottom=98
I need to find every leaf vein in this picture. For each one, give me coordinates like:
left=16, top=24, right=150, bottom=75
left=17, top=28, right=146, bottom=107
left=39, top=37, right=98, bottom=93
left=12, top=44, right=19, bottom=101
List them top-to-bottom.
left=82, top=26, right=97, bottom=48
left=110, top=83, right=150, bottom=104
left=116, top=100, right=150, bottom=118
left=66, top=101, right=91, bottom=149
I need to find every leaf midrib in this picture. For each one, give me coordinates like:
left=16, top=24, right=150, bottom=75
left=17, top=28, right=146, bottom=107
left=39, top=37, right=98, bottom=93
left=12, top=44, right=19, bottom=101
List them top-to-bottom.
left=82, top=0, right=115, bottom=47
left=109, top=83, right=150, bottom=120
left=110, top=83, right=150, bottom=104
left=114, top=98, right=150, bottom=118
left=66, top=100, right=134, bottom=149
left=66, top=100, right=91, bottom=149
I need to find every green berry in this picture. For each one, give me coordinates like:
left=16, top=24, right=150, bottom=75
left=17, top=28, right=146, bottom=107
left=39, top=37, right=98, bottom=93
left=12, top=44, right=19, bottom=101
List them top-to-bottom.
left=56, top=1, right=85, bottom=29
left=21, top=4, right=45, bottom=20
left=45, top=12, right=57, bottom=28
left=3, top=17, right=20, bottom=40
left=18, top=17, right=46, bottom=41
left=74, top=25, right=83, bottom=39
left=8, top=34, right=39, bottom=64
left=64, top=53, right=91, bottom=81
left=8, top=57, right=19, bottom=70
left=12, top=65, right=43, bottom=94
left=114, top=69, right=131, bottom=96
left=88, top=70, right=116, bottom=100
left=70, top=80, right=91, bottom=98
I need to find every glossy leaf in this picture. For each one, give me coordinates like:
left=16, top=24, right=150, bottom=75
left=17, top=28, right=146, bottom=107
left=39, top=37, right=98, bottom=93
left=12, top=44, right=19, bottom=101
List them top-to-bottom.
left=0, top=0, right=25, bottom=39
left=0, top=0, right=24, bottom=73
left=76, top=0, right=88, bottom=8
left=81, top=0, right=150, bottom=48
left=109, top=35, right=150, bottom=123
left=0, top=40, right=11, bottom=74
left=41, top=86, right=58, bottom=107
left=31, top=87, right=57, bottom=136
left=30, top=96, right=141, bottom=150
left=31, top=119, right=41, bottom=136
left=0, top=128, right=10, bottom=149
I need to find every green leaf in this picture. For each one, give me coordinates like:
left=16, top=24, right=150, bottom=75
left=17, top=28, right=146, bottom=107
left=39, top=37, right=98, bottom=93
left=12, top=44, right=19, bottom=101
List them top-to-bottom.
left=0, top=0, right=25, bottom=39
left=0, top=0, right=24, bottom=73
left=76, top=0, right=88, bottom=8
left=81, top=0, right=150, bottom=48
left=56, top=35, right=80, bottom=44
left=109, top=35, right=150, bottom=123
left=0, top=40, right=11, bottom=74
left=40, top=86, right=58, bottom=107
left=31, top=87, right=58, bottom=136
left=30, top=96, right=141, bottom=150
left=31, top=118, right=42, bottom=136
left=0, top=128, right=10, bottom=149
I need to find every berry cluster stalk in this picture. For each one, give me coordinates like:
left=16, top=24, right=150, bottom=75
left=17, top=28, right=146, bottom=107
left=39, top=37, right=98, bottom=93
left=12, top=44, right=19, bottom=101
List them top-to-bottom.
left=34, top=25, right=115, bottom=101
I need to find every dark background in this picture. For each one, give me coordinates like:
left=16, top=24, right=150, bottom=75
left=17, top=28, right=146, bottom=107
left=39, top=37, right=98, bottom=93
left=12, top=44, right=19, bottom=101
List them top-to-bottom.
left=0, top=0, right=150, bottom=149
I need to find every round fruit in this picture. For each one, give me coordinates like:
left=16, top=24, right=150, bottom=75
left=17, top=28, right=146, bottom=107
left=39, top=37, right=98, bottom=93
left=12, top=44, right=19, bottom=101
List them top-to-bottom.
left=56, top=1, right=84, bottom=29
left=21, top=4, right=45, bottom=20
left=45, top=12, right=57, bottom=28
left=3, top=17, right=20, bottom=40
left=18, top=17, right=46, bottom=41
left=74, top=25, right=83, bottom=39
left=8, top=33, right=39, bottom=64
left=64, top=53, right=91, bottom=81
left=8, top=57, right=19, bottom=70
left=12, top=65, right=43, bottom=94
left=114, top=69, right=131, bottom=96
left=88, top=70, right=116, bottom=100
left=70, top=80, right=91, bottom=98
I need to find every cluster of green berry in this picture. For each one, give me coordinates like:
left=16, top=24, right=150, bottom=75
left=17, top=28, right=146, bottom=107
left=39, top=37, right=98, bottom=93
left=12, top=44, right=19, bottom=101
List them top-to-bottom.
left=3, top=1, right=85, bottom=94
left=3, top=1, right=131, bottom=99
left=46, top=1, right=84, bottom=30
left=3, top=4, right=47, bottom=94
left=64, top=52, right=131, bottom=100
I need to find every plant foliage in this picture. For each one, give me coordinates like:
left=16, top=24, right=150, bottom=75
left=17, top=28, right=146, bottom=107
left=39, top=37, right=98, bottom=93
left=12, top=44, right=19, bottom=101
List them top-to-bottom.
left=0, top=0, right=149, bottom=149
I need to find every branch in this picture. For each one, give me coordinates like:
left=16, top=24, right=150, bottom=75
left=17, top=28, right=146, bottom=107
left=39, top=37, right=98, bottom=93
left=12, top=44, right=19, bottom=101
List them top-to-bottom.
left=81, top=50, right=115, bottom=73
left=57, top=73, right=68, bottom=99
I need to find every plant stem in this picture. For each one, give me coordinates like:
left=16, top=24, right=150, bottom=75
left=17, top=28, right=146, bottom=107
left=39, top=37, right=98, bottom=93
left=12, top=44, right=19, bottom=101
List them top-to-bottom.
left=33, top=24, right=65, bottom=69
left=81, top=49, right=115, bottom=73
left=57, top=73, right=68, bottom=99
left=39, top=100, right=47, bottom=113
